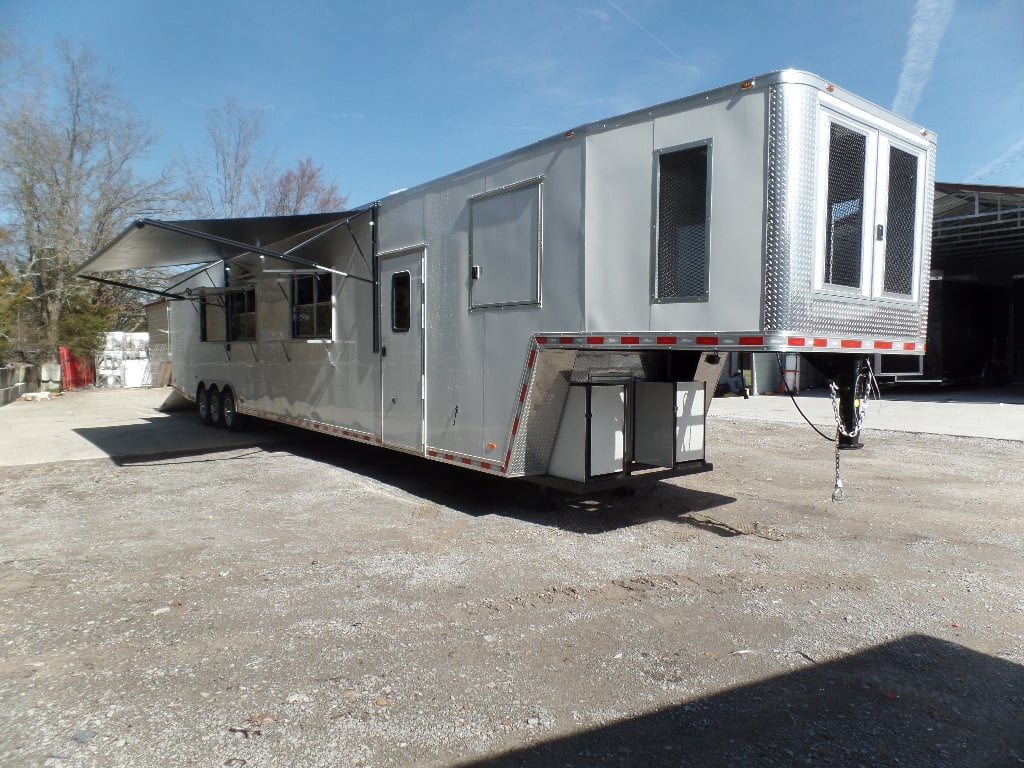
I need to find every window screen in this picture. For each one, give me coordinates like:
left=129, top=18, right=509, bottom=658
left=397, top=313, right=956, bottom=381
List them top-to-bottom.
left=824, top=123, right=867, bottom=289
left=655, top=144, right=709, bottom=300
left=883, top=146, right=919, bottom=296
left=391, top=271, right=411, bottom=332
left=291, top=273, right=332, bottom=339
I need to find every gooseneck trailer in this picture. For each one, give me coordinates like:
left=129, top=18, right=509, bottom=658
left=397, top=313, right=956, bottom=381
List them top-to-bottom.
left=79, top=71, right=935, bottom=491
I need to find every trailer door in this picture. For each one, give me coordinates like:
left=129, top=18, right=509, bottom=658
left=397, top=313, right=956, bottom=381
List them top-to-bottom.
left=381, top=250, right=424, bottom=451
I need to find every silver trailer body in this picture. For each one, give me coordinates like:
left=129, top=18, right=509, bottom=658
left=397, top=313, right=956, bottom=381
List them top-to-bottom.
left=80, top=71, right=936, bottom=489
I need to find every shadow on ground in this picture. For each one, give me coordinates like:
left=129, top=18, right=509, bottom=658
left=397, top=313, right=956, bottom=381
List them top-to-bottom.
left=879, top=381, right=1024, bottom=405
left=74, top=414, right=736, bottom=534
left=458, top=634, right=1024, bottom=768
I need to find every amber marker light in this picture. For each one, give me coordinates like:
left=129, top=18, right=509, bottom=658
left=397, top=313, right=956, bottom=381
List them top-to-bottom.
left=740, top=79, right=755, bottom=89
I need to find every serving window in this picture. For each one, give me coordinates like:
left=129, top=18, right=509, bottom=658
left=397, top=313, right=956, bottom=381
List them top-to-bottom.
left=469, top=178, right=543, bottom=309
left=291, top=273, right=333, bottom=339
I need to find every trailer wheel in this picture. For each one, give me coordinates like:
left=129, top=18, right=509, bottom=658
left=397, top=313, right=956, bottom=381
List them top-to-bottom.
left=197, top=385, right=213, bottom=426
left=208, top=386, right=223, bottom=427
left=221, top=388, right=246, bottom=432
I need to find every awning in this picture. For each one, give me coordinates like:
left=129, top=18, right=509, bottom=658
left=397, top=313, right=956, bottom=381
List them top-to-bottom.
left=75, top=207, right=375, bottom=298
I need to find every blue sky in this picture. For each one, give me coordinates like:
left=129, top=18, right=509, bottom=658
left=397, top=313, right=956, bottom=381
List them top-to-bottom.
left=4, top=0, right=1023, bottom=207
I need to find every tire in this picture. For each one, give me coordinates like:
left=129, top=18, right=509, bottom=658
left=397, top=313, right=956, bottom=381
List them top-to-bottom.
left=197, top=385, right=213, bottom=425
left=208, top=386, right=223, bottom=428
left=221, top=388, right=246, bottom=432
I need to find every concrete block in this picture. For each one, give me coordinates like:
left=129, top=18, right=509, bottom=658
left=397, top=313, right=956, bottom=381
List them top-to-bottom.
left=41, top=363, right=61, bottom=383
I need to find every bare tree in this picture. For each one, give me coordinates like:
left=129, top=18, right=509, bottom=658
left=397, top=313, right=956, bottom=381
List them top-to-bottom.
left=0, top=41, right=175, bottom=360
left=179, top=98, right=273, bottom=218
left=180, top=100, right=347, bottom=218
left=260, top=157, right=347, bottom=215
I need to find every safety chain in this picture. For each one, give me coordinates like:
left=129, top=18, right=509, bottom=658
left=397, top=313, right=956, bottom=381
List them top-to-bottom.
left=827, top=361, right=879, bottom=502
left=832, top=427, right=845, bottom=502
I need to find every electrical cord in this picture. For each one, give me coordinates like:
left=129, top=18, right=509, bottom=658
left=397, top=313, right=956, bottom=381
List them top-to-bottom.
left=776, top=352, right=835, bottom=442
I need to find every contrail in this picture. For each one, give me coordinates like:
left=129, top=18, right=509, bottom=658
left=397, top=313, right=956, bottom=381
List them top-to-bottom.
left=606, top=0, right=684, bottom=61
left=891, top=0, right=956, bottom=117
left=970, top=135, right=1024, bottom=182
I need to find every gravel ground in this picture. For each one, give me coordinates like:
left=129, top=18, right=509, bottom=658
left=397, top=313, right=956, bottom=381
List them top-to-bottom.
left=1, top=411, right=1022, bottom=767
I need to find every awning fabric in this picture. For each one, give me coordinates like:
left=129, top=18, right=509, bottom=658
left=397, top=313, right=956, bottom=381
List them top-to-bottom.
left=75, top=208, right=374, bottom=296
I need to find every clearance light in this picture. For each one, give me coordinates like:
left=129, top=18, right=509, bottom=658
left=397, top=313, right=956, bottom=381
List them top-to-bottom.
left=741, top=79, right=755, bottom=89
left=827, top=84, right=835, bottom=92
left=564, top=130, right=575, bottom=139
left=487, top=442, right=497, bottom=450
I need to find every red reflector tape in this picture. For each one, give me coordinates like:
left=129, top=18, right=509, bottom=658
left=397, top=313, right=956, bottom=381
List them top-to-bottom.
left=620, top=335, right=640, bottom=344
left=536, top=336, right=548, bottom=344
left=559, top=336, right=574, bottom=344
left=586, top=336, right=604, bottom=345
left=656, top=336, right=677, bottom=345
left=696, top=336, right=718, bottom=345
left=739, top=336, right=764, bottom=346
left=788, top=337, right=806, bottom=346
left=813, top=338, right=828, bottom=347
left=841, top=339, right=863, bottom=349
left=873, top=340, right=893, bottom=350
left=903, top=342, right=917, bottom=351
left=527, top=349, right=536, bottom=368
left=518, top=385, right=527, bottom=403
left=511, top=417, right=520, bottom=436
left=428, top=450, right=438, bottom=457
left=444, top=454, right=454, bottom=461
left=461, top=457, right=473, bottom=464
left=480, top=462, right=491, bottom=469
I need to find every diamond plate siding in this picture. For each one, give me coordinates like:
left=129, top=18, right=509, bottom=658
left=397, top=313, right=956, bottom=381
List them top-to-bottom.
left=764, top=83, right=933, bottom=340
left=508, top=349, right=576, bottom=476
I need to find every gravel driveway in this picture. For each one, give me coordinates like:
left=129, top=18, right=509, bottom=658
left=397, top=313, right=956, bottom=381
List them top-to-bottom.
left=1, top=393, right=1022, bottom=767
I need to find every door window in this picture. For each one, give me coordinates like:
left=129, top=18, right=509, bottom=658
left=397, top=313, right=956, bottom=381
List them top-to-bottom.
left=391, top=271, right=411, bottom=332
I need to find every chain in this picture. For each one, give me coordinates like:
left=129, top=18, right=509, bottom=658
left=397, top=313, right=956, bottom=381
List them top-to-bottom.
left=827, top=361, right=878, bottom=502
left=829, top=387, right=846, bottom=502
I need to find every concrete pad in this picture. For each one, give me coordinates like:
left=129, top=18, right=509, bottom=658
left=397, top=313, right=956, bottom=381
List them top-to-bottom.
left=710, top=383, right=1024, bottom=442
left=0, top=387, right=287, bottom=467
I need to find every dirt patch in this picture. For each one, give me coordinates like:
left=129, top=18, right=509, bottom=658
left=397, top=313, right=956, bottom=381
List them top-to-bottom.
left=0, top=418, right=1021, bottom=767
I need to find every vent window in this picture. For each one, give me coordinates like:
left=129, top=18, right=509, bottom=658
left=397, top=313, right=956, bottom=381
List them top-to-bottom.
left=655, top=143, right=709, bottom=301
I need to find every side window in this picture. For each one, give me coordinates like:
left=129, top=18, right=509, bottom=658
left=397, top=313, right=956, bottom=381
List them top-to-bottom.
left=824, top=123, right=867, bottom=289
left=654, top=142, right=710, bottom=301
left=391, top=271, right=411, bottom=332
left=291, top=273, right=332, bottom=339
left=227, top=286, right=256, bottom=341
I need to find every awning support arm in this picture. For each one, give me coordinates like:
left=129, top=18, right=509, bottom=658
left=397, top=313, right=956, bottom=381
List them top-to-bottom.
left=79, top=273, right=187, bottom=301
